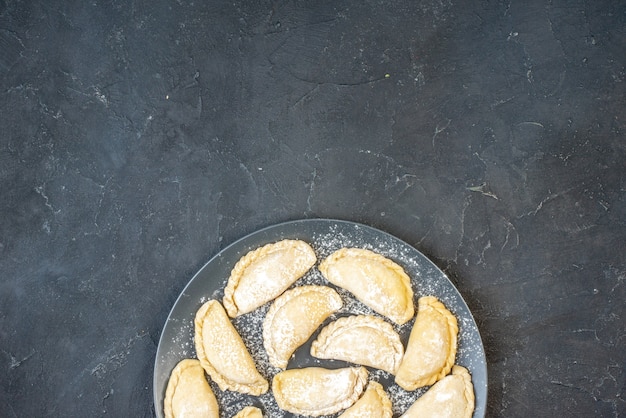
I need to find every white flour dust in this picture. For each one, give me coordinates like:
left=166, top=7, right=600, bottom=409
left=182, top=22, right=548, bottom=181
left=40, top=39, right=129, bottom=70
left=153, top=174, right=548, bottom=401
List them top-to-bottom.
left=159, top=223, right=483, bottom=417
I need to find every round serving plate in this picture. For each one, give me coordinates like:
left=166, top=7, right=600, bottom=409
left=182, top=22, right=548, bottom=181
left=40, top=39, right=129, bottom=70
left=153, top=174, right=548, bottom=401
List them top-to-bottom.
left=154, top=218, right=487, bottom=417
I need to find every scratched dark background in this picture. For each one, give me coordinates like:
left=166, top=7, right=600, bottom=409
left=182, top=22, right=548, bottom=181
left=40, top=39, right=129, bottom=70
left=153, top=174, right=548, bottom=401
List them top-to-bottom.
left=1, top=0, right=624, bottom=416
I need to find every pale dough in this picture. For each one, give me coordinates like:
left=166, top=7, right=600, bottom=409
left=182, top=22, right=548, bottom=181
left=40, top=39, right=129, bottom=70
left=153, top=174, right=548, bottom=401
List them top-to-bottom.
left=223, top=239, right=316, bottom=317
left=170, top=242, right=473, bottom=417
left=319, top=248, right=414, bottom=325
left=263, top=285, right=342, bottom=369
left=395, top=296, right=458, bottom=390
left=194, top=300, right=269, bottom=395
left=311, top=314, right=404, bottom=374
left=163, top=358, right=219, bottom=418
left=400, top=365, right=474, bottom=418
left=272, top=366, right=368, bottom=416
left=338, top=381, right=392, bottom=418
left=233, top=406, right=263, bottom=418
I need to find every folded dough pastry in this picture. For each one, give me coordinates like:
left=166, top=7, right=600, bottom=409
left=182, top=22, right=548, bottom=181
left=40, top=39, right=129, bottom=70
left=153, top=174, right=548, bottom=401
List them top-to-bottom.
left=223, top=239, right=317, bottom=317
left=319, top=248, right=414, bottom=325
left=263, top=285, right=343, bottom=368
left=395, top=296, right=458, bottom=390
left=194, top=300, right=269, bottom=395
left=311, top=315, right=404, bottom=374
left=163, top=359, right=219, bottom=418
left=400, top=365, right=475, bottom=418
left=272, top=366, right=368, bottom=416
left=338, top=381, right=392, bottom=418
left=233, top=406, right=263, bottom=418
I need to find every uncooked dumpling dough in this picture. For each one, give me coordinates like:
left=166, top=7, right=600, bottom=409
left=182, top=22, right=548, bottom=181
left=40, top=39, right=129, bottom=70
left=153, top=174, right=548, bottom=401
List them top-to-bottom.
left=223, top=239, right=317, bottom=317
left=319, top=248, right=414, bottom=325
left=263, top=285, right=342, bottom=368
left=395, top=296, right=458, bottom=390
left=194, top=300, right=269, bottom=395
left=311, top=315, right=403, bottom=374
left=163, top=359, right=219, bottom=418
left=400, top=365, right=474, bottom=418
left=272, top=366, right=368, bottom=416
left=338, top=381, right=392, bottom=418
left=233, top=406, right=263, bottom=418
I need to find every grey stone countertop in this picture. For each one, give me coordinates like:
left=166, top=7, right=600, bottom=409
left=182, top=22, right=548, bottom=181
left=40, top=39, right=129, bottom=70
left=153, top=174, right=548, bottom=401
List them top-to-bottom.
left=1, top=0, right=624, bottom=416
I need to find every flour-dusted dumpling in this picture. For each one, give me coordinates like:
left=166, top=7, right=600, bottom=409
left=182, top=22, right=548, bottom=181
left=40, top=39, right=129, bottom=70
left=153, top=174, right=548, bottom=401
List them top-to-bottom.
left=223, top=239, right=317, bottom=317
left=319, top=248, right=414, bottom=325
left=263, top=285, right=343, bottom=369
left=395, top=296, right=458, bottom=390
left=194, top=300, right=269, bottom=395
left=311, top=315, right=404, bottom=374
left=163, top=359, right=219, bottom=418
left=400, top=365, right=475, bottom=418
left=272, top=367, right=368, bottom=416
left=338, top=381, right=392, bottom=418
left=233, top=406, right=263, bottom=418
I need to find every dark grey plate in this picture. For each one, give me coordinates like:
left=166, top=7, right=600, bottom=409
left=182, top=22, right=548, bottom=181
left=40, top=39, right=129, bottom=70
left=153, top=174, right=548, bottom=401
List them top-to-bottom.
left=154, top=219, right=487, bottom=417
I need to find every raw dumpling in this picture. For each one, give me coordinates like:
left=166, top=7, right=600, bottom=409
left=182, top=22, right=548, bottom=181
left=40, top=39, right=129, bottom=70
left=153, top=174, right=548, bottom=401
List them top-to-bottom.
left=223, top=239, right=317, bottom=317
left=319, top=248, right=414, bottom=325
left=263, top=285, right=343, bottom=368
left=395, top=296, right=458, bottom=390
left=194, top=300, right=269, bottom=395
left=311, top=315, right=403, bottom=374
left=163, top=359, right=219, bottom=418
left=400, top=365, right=475, bottom=418
left=272, top=366, right=368, bottom=416
left=338, top=381, right=392, bottom=418
left=233, top=406, right=263, bottom=418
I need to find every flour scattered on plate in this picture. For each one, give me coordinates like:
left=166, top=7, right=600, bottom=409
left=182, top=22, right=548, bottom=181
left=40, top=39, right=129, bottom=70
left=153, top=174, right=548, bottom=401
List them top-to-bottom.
left=154, top=220, right=486, bottom=418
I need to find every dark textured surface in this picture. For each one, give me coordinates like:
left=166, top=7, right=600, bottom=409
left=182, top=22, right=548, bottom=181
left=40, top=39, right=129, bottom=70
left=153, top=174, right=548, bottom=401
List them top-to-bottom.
left=1, top=0, right=624, bottom=416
